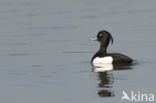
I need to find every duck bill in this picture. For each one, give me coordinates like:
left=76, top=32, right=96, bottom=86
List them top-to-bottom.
left=90, top=37, right=97, bottom=41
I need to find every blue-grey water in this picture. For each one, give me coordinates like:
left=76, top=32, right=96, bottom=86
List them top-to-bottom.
left=0, top=0, right=156, bottom=103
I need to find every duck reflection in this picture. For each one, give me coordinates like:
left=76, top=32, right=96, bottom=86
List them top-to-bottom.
left=92, top=63, right=132, bottom=97
left=93, top=63, right=113, bottom=72
left=97, top=71, right=115, bottom=97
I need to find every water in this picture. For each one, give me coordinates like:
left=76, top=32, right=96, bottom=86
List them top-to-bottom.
left=0, top=0, right=156, bottom=103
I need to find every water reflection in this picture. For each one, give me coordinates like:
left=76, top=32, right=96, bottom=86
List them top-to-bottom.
left=92, top=63, right=132, bottom=97
left=93, top=64, right=113, bottom=72
left=97, top=71, right=115, bottom=97
left=98, top=90, right=114, bottom=97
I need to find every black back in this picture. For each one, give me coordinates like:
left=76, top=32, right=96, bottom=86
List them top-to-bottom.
left=106, top=53, right=133, bottom=64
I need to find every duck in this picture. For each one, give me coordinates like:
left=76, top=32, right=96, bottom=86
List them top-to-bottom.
left=91, top=30, right=133, bottom=65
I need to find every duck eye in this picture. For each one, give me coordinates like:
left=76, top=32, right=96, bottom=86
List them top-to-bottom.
left=99, top=34, right=102, bottom=37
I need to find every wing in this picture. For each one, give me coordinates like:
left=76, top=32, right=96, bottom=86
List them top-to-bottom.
left=107, top=53, right=133, bottom=64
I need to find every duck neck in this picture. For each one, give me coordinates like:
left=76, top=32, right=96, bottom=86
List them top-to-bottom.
left=99, top=44, right=107, bottom=54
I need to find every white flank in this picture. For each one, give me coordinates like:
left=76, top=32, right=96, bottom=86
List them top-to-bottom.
left=92, top=56, right=113, bottom=64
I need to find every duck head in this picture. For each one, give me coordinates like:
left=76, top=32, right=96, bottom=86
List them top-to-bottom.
left=91, top=30, right=113, bottom=53
left=96, top=30, right=113, bottom=48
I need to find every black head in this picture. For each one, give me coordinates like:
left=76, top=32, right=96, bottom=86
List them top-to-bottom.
left=96, top=30, right=113, bottom=48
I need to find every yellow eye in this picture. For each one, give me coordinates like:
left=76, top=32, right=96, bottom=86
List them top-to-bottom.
left=99, top=34, right=102, bottom=37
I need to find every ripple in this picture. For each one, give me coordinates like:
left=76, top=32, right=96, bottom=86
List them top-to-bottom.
left=46, top=39, right=71, bottom=43
left=8, top=42, right=28, bottom=46
left=63, top=51, right=92, bottom=54
left=9, top=53, right=30, bottom=56
left=32, top=65, right=45, bottom=68
left=8, top=72, right=28, bottom=76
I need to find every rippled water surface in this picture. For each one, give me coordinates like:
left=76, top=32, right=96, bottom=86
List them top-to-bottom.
left=0, top=0, right=156, bottom=103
